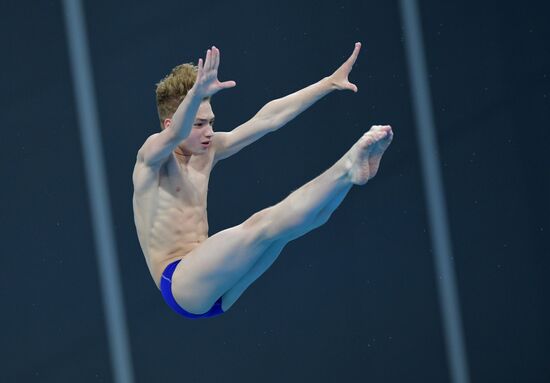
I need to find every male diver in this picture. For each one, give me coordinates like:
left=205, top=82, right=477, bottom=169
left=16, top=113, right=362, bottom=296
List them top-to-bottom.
left=132, top=42, right=393, bottom=319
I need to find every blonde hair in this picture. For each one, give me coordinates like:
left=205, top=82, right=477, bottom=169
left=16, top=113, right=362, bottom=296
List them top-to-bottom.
left=155, top=62, right=210, bottom=129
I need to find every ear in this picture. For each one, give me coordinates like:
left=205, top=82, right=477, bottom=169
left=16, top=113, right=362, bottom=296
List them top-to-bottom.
left=163, top=118, right=172, bottom=130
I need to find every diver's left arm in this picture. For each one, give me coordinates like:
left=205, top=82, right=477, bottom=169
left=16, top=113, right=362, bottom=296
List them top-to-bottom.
left=213, top=42, right=362, bottom=162
left=257, top=42, right=362, bottom=128
left=255, top=77, right=335, bottom=128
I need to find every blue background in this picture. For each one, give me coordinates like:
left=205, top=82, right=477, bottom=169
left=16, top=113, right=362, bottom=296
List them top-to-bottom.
left=1, top=0, right=548, bottom=382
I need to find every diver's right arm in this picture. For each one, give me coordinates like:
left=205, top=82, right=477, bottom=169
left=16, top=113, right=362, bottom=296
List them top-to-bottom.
left=139, top=46, right=235, bottom=167
left=138, top=88, right=202, bottom=167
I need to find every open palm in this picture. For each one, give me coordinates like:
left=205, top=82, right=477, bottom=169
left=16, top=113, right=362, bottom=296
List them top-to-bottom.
left=194, top=46, right=237, bottom=98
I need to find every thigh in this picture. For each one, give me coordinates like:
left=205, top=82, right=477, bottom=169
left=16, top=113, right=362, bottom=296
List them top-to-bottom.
left=170, top=223, right=274, bottom=315
left=221, top=238, right=288, bottom=311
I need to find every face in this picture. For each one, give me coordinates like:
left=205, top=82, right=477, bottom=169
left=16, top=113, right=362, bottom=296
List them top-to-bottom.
left=164, top=101, right=215, bottom=156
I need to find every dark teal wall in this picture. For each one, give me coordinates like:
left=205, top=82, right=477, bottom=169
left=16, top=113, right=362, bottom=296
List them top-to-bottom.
left=1, top=1, right=548, bottom=382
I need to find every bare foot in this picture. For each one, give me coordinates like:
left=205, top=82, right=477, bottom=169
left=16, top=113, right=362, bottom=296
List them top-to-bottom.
left=347, top=125, right=393, bottom=185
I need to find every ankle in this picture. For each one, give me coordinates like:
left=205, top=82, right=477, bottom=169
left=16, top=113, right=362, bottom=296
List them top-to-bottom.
left=338, top=153, right=354, bottom=182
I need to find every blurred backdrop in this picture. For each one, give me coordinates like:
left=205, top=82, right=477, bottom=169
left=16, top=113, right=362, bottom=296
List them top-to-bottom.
left=1, top=0, right=548, bottom=382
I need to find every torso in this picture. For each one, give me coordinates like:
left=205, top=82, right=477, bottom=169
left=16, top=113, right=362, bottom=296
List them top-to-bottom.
left=132, top=146, right=216, bottom=289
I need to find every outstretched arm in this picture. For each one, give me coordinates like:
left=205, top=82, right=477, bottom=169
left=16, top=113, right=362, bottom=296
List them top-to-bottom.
left=213, top=42, right=362, bottom=162
left=257, top=42, right=362, bottom=125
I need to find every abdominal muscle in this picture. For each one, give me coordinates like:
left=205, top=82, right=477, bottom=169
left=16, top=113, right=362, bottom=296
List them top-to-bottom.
left=133, top=153, right=213, bottom=289
left=148, top=196, right=209, bottom=288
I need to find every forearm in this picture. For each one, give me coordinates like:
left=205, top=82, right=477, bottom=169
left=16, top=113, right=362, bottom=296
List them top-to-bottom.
left=255, top=77, right=336, bottom=128
left=167, top=87, right=203, bottom=140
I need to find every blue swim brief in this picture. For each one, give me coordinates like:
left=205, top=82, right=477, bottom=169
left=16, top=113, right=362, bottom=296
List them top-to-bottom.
left=160, top=259, right=224, bottom=319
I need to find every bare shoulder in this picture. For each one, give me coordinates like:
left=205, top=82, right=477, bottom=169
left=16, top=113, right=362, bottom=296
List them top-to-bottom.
left=133, top=134, right=168, bottom=195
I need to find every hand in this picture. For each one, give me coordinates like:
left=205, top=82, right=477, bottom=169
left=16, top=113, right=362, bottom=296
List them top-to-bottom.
left=328, top=42, right=361, bottom=92
left=193, top=46, right=237, bottom=98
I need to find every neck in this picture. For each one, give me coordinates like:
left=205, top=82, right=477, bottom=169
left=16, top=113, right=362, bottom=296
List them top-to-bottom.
left=174, top=147, right=192, bottom=165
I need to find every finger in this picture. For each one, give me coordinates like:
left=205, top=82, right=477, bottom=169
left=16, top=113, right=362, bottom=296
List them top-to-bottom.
left=347, top=42, right=361, bottom=65
left=348, top=42, right=360, bottom=64
left=210, top=46, right=217, bottom=70
left=212, top=46, right=220, bottom=70
left=209, top=48, right=215, bottom=70
left=210, top=48, right=216, bottom=70
left=205, top=49, right=212, bottom=70
left=197, top=58, right=203, bottom=77
left=220, top=80, right=236, bottom=89
left=349, top=82, right=358, bottom=92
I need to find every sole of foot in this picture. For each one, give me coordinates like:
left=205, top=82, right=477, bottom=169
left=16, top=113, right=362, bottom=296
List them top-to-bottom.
left=348, top=125, right=393, bottom=185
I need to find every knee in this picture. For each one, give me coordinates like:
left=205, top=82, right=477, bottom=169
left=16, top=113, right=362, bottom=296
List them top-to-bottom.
left=242, top=204, right=302, bottom=242
left=242, top=208, right=274, bottom=240
left=243, top=209, right=268, bottom=228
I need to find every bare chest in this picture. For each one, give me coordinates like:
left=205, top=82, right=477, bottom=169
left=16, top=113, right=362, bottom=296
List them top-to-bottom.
left=132, top=152, right=214, bottom=285
left=153, top=167, right=210, bottom=242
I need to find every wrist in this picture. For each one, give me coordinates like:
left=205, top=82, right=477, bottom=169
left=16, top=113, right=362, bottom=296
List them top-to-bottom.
left=322, top=76, right=338, bottom=91
left=189, top=84, right=213, bottom=101
left=187, top=86, right=202, bottom=100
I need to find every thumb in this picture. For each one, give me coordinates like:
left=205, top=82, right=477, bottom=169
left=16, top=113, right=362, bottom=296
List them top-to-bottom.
left=221, top=80, right=237, bottom=89
left=348, top=82, right=358, bottom=92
